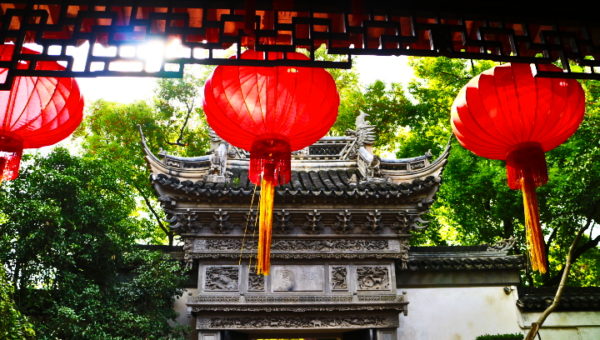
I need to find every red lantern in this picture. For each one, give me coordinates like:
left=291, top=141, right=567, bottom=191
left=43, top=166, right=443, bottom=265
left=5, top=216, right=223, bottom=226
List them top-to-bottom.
left=1, top=44, right=84, bottom=182
left=203, top=50, right=339, bottom=274
left=451, top=63, right=585, bottom=273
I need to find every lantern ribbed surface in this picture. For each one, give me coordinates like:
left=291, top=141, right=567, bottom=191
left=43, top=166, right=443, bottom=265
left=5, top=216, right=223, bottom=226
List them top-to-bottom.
left=1, top=44, right=84, bottom=181
left=203, top=50, right=339, bottom=155
left=451, top=63, right=585, bottom=161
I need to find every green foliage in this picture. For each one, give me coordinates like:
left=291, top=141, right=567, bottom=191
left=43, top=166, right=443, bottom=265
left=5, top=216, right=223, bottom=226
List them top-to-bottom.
left=332, top=56, right=600, bottom=286
left=75, top=70, right=212, bottom=245
left=0, top=149, right=186, bottom=339
left=0, top=266, right=35, bottom=339
left=475, top=333, right=524, bottom=340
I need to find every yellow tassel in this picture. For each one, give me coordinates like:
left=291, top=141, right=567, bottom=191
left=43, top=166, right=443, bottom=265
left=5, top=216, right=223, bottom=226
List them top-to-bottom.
left=521, top=176, right=548, bottom=274
left=256, top=177, right=275, bottom=275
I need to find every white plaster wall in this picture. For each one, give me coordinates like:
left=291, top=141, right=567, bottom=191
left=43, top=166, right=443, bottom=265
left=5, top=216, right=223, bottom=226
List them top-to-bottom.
left=397, top=286, right=523, bottom=340
left=173, top=288, right=197, bottom=329
left=519, top=311, right=600, bottom=340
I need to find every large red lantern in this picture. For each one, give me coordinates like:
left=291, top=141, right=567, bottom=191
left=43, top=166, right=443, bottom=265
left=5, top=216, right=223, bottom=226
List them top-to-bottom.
left=0, top=45, right=84, bottom=182
left=203, top=50, right=339, bottom=275
left=451, top=63, right=585, bottom=273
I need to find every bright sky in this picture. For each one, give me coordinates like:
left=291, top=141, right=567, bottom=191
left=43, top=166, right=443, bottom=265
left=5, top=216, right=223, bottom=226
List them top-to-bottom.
left=29, top=43, right=416, bottom=156
left=76, top=54, right=414, bottom=104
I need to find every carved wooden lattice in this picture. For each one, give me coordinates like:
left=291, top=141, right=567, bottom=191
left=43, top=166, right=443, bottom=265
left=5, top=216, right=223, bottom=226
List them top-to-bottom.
left=1, top=1, right=599, bottom=89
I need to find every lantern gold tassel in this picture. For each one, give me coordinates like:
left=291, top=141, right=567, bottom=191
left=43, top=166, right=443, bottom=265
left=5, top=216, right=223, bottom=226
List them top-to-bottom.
left=506, top=143, right=549, bottom=273
left=521, top=176, right=548, bottom=274
left=256, top=177, right=275, bottom=275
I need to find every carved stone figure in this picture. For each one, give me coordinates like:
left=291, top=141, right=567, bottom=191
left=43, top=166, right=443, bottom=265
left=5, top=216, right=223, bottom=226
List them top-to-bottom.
left=207, top=144, right=227, bottom=176
left=210, top=209, right=231, bottom=234
left=275, top=209, right=292, bottom=233
left=304, top=210, right=322, bottom=234
left=334, top=210, right=353, bottom=233
left=365, top=210, right=382, bottom=233
left=487, top=237, right=517, bottom=252
left=399, top=239, right=410, bottom=270
left=204, top=266, right=239, bottom=291
left=331, top=266, right=348, bottom=290
left=357, top=266, right=390, bottom=290
left=273, top=269, right=296, bottom=291
left=248, top=272, right=265, bottom=292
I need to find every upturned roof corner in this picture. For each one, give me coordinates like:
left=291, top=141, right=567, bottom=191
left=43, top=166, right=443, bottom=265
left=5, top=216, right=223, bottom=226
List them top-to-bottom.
left=142, top=112, right=450, bottom=189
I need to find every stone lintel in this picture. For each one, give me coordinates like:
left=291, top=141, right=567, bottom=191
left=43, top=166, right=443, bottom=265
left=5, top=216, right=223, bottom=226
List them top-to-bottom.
left=195, top=312, right=400, bottom=330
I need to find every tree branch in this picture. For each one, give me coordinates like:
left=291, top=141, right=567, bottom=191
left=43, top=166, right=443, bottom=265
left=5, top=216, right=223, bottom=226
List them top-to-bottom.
left=132, top=184, right=173, bottom=246
left=545, top=218, right=595, bottom=285
left=525, top=225, right=587, bottom=340
left=545, top=225, right=559, bottom=257
left=572, top=233, right=600, bottom=262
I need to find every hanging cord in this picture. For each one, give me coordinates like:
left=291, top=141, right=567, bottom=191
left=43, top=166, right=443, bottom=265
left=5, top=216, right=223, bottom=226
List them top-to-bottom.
left=248, top=171, right=265, bottom=272
left=239, top=182, right=259, bottom=266
left=248, top=193, right=260, bottom=272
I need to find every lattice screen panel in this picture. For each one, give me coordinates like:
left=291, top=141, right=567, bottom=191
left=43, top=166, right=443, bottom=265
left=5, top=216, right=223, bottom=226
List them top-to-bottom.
left=1, top=1, right=599, bottom=89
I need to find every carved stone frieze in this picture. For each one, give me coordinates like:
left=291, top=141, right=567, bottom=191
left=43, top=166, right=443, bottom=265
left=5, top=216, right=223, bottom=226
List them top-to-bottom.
left=166, top=208, right=434, bottom=236
left=183, top=238, right=194, bottom=267
left=197, top=239, right=389, bottom=252
left=187, top=252, right=404, bottom=260
left=204, top=266, right=239, bottom=291
left=331, top=266, right=348, bottom=290
left=356, top=266, right=391, bottom=291
left=248, top=272, right=265, bottom=292
left=244, top=295, right=353, bottom=303
left=357, top=295, right=401, bottom=302
left=189, top=296, right=241, bottom=303
left=192, top=304, right=406, bottom=313
left=197, top=314, right=398, bottom=329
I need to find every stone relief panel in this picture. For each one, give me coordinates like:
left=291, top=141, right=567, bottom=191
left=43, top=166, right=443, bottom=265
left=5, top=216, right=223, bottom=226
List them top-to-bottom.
left=197, top=239, right=389, bottom=252
left=271, top=265, right=324, bottom=292
left=204, top=266, right=239, bottom=291
left=330, top=266, right=348, bottom=291
left=356, top=266, right=391, bottom=291
left=248, top=272, right=265, bottom=292
left=197, top=314, right=398, bottom=329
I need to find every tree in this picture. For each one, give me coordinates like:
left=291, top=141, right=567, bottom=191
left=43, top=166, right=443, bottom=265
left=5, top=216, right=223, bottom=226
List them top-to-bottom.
left=0, top=149, right=186, bottom=339
left=0, top=266, right=35, bottom=339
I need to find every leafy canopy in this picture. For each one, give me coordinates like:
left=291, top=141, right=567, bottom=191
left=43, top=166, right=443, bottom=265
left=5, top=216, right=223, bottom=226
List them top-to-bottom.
left=0, top=149, right=186, bottom=339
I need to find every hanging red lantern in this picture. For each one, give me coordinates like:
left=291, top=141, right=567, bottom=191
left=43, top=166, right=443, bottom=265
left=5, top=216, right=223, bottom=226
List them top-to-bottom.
left=1, top=44, right=84, bottom=182
left=203, top=50, right=339, bottom=275
left=451, top=63, right=585, bottom=273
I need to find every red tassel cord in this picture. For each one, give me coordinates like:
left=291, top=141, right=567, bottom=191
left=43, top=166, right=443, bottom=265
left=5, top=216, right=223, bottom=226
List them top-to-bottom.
left=0, top=135, right=23, bottom=183
left=249, top=139, right=291, bottom=275
left=506, top=143, right=548, bottom=273
left=521, top=176, right=547, bottom=273
left=256, top=177, right=275, bottom=275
